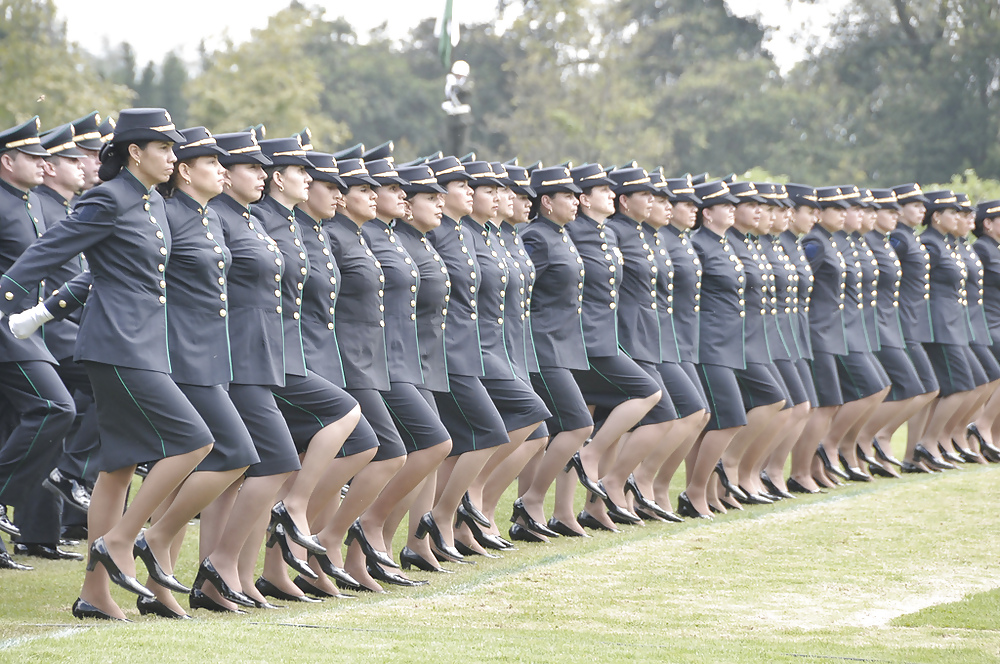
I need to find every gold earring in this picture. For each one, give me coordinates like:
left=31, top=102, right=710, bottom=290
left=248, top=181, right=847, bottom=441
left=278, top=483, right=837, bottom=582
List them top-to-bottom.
left=135, top=158, right=141, bottom=167
left=183, top=177, right=191, bottom=185
left=277, top=183, right=285, bottom=192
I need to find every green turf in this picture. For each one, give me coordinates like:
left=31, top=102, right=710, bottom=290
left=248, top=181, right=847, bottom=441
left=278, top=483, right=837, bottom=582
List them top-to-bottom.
left=3, top=439, right=1000, bottom=663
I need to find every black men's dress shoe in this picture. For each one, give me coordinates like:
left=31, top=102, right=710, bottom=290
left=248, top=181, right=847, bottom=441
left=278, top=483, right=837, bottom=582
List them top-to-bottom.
left=43, top=468, right=91, bottom=514
left=0, top=504, right=20, bottom=537
left=14, top=543, right=84, bottom=561
left=0, top=549, right=32, bottom=570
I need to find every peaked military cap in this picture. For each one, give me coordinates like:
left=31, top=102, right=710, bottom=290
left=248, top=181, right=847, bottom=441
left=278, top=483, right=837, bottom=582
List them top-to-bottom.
left=112, top=108, right=185, bottom=144
left=70, top=111, right=105, bottom=151
left=0, top=116, right=49, bottom=156
left=98, top=116, right=116, bottom=143
left=40, top=123, right=85, bottom=158
left=244, top=124, right=266, bottom=139
left=174, top=127, right=228, bottom=160
left=293, top=127, right=313, bottom=151
left=214, top=130, right=272, bottom=167
left=258, top=136, right=311, bottom=167
left=362, top=141, right=394, bottom=162
left=333, top=143, right=365, bottom=160
left=304, top=151, right=346, bottom=190
left=458, top=152, right=477, bottom=163
left=426, top=156, right=472, bottom=184
left=337, top=158, right=380, bottom=187
left=365, top=158, right=407, bottom=186
left=463, top=160, right=502, bottom=188
left=524, top=160, right=543, bottom=175
left=489, top=162, right=509, bottom=185
left=570, top=163, right=614, bottom=190
left=397, top=164, right=447, bottom=196
left=503, top=164, right=536, bottom=198
left=529, top=166, right=582, bottom=196
left=609, top=166, right=656, bottom=195
left=648, top=169, right=672, bottom=198
left=689, top=172, right=710, bottom=186
left=720, top=173, right=738, bottom=184
left=665, top=176, right=700, bottom=205
left=694, top=180, right=739, bottom=206
left=728, top=181, right=767, bottom=204
left=785, top=183, right=819, bottom=209
left=892, top=183, right=929, bottom=205
left=769, top=184, right=792, bottom=208
left=835, top=184, right=864, bottom=207
left=815, top=185, right=853, bottom=209
left=859, top=188, right=876, bottom=209
left=869, top=188, right=900, bottom=211
left=923, top=190, right=962, bottom=212
left=956, top=192, right=973, bottom=211
left=976, top=199, right=1000, bottom=224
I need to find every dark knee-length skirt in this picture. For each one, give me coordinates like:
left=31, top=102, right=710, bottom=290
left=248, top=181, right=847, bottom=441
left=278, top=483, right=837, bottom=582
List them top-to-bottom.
left=179, top=383, right=259, bottom=473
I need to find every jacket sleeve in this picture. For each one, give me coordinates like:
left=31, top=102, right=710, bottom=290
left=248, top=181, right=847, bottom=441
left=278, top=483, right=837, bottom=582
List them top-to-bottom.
left=43, top=270, right=93, bottom=321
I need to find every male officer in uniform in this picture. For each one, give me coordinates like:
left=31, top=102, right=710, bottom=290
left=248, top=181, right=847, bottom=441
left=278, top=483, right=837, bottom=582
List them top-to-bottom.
left=0, top=117, right=77, bottom=570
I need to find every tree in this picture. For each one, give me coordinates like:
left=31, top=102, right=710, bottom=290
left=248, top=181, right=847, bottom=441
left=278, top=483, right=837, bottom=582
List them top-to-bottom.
left=0, top=0, right=133, bottom=128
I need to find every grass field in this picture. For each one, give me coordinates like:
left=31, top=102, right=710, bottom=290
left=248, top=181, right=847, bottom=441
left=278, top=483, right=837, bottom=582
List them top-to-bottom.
left=3, top=451, right=1000, bottom=663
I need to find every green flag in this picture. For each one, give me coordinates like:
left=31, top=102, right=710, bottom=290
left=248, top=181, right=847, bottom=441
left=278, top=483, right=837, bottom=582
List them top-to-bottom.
left=435, top=0, right=459, bottom=68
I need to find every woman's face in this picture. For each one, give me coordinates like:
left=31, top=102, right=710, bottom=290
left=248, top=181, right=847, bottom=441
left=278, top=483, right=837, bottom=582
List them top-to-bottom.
left=133, top=141, right=176, bottom=186
left=181, top=155, right=226, bottom=202
left=224, top=163, right=266, bottom=206
left=273, top=165, right=311, bottom=204
left=444, top=179, right=474, bottom=216
left=303, top=180, right=343, bottom=220
left=375, top=183, right=407, bottom=220
left=342, top=184, right=378, bottom=223
left=580, top=184, right=615, bottom=218
left=471, top=185, right=499, bottom=222
left=497, top=187, right=514, bottom=220
left=621, top=190, right=653, bottom=222
left=543, top=191, right=579, bottom=225
left=407, top=192, right=444, bottom=232
left=511, top=193, right=532, bottom=224
left=647, top=196, right=671, bottom=228
left=671, top=201, right=698, bottom=230
left=733, top=201, right=761, bottom=232
left=899, top=201, right=926, bottom=227
left=702, top=203, right=735, bottom=232
left=791, top=205, right=817, bottom=235
left=757, top=206, right=776, bottom=234
left=819, top=206, right=846, bottom=232
left=843, top=206, right=863, bottom=232
left=769, top=207, right=790, bottom=234
left=860, top=207, right=877, bottom=233
left=875, top=208, right=899, bottom=234
left=933, top=208, right=958, bottom=235
left=958, top=211, right=975, bottom=236
left=984, top=217, right=1000, bottom=243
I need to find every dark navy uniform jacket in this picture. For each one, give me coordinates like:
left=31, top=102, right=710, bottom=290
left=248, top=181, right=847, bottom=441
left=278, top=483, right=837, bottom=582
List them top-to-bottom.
left=1, top=170, right=171, bottom=372
left=0, top=178, right=57, bottom=363
left=35, top=184, right=86, bottom=361
left=163, top=192, right=232, bottom=386
left=212, top=193, right=285, bottom=387
left=253, top=196, right=309, bottom=377
left=294, top=209, right=345, bottom=386
left=564, top=213, right=622, bottom=358
left=327, top=214, right=390, bottom=391
left=427, top=214, right=484, bottom=377
left=606, top=214, right=662, bottom=364
left=520, top=215, right=588, bottom=371
left=464, top=217, right=515, bottom=379
left=363, top=219, right=424, bottom=385
left=395, top=221, right=450, bottom=392
left=498, top=221, right=538, bottom=381
left=644, top=222, right=681, bottom=364
left=889, top=224, right=934, bottom=343
left=662, top=225, right=701, bottom=363
left=801, top=225, right=848, bottom=356
left=692, top=226, right=745, bottom=370
left=920, top=226, right=969, bottom=345
left=728, top=228, right=770, bottom=364
left=779, top=230, right=813, bottom=360
left=835, top=230, right=874, bottom=353
left=865, top=230, right=906, bottom=349
left=853, top=232, right=881, bottom=351
left=759, top=234, right=797, bottom=360
left=974, top=236, right=1000, bottom=344
left=957, top=237, right=990, bottom=346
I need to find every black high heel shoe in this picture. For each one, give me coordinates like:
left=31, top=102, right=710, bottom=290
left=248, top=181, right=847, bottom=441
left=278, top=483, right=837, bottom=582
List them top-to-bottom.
left=967, top=423, right=1000, bottom=462
left=872, top=439, right=903, bottom=467
left=954, top=442, right=984, bottom=464
left=938, top=443, right=966, bottom=465
left=856, top=444, right=891, bottom=476
left=914, top=444, right=956, bottom=470
left=816, top=446, right=850, bottom=480
left=565, top=452, right=607, bottom=499
left=838, top=453, right=873, bottom=482
left=901, top=460, right=931, bottom=474
left=868, top=462, right=899, bottom=478
left=712, top=463, right=748, bottom=500
left=760, top=471, right=795, bottom=499
left=624, top=475, right=677, bottom=519
left=786, top=477, right=821, bottom=494
left=596, top=482, right=641, bottom=524
left=735, top=486, right=772, bottom=505
left=460, top=492, right=491, bottom=528
left=676, top=492, right=712, bottom=520
left=510, top=498, right=560, bottom=537
left=269, top=501, right=326, bottom=555
left=456, top=505, right=512, bottom=550
left=576, top=510, right=621, bottom=532
left=415, top=512, right=463, bottom=561
left=546, top=517, right=590, bottom=537
left=345, top=520, right=398, bottom=569
left=265, top=523, right=318, bottom=580
left=509, top=523, right=549, bottom=541
left=133, top=531, right=190, bottom=594
left=87, top=537, right=154, bottom=598
left=454, top=539, right=501, bottom=558
left=400, top=546, right=452, bottom=573
left=308, top=551, right=361, bottom=588
left=193, top=557, right=255, bottom=607
left=366, top=561, right=429, bottom=587
left=294, top=574, right=354, bottom=598
left=255, top=576, right=322, bottom=603
left=188, top=588, right=247, bottom=614
left=137, top=595, right=193, bottom=620
left=72, top=597, right=132, bottom=622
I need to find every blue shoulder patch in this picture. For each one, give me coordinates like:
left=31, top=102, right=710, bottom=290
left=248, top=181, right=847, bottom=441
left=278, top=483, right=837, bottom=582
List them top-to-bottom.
left=888, top=234, right=902, bottom=250
left=802, top=240, right=821, bottom=261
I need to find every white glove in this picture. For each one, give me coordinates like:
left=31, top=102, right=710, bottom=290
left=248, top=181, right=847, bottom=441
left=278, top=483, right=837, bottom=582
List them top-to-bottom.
left=8, top=302, right=55, bottom=339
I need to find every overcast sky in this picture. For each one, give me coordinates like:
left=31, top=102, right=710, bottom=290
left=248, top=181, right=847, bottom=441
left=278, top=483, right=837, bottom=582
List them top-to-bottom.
left=56, top=0, right=848, bottom=72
